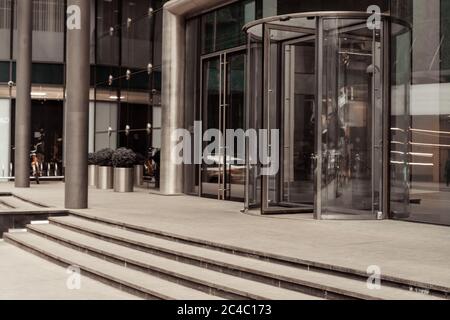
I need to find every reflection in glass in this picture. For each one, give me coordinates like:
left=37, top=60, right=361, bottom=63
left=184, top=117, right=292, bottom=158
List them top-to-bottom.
left=201, top=0, right=256, bottom=54
left=390, top=0, right=450, bottom=226
left=321, top=18, right=384, bottom=218
left=201, top=52, right=246, bottom=201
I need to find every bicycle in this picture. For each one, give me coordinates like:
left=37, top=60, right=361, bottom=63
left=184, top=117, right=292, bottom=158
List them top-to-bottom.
left=30, top=142, right=43, bottom=184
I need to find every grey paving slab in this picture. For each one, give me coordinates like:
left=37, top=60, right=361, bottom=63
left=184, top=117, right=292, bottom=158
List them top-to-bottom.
left=1, top=182, right=449, bottom=291
left=4, top=232, right=221, bottom=300
left=0, top=240, right=138, bottom=300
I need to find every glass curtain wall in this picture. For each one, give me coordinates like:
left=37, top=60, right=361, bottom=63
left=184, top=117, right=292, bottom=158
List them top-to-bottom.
left=0, top=0, right=166, bottom=179
left=8, top=0, right=66, bottom=177
left=94, top=0, right=165, bottom=185
left=94, top=0, right=164, bottom=152
left=390, top=0, right=450, bottom=226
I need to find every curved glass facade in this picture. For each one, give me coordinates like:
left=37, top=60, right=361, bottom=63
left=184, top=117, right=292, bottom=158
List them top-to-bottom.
left=183, top=0, right=450, bottom=225
left=390, top=0, right=450, bottom=225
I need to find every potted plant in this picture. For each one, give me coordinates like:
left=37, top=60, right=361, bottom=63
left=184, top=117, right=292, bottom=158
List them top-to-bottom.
left=96, top=148, right=114, bottom=190
left=112, top=148, right=136, bottom=193
left=87, top=152, right=98, bottom=187
left=134, top=153, right=146, bottom=187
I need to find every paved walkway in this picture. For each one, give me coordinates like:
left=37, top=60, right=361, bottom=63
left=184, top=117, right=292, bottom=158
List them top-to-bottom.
left=1, top=182, right=449, bottom=291
left=0, top=240, right=138, bottom=299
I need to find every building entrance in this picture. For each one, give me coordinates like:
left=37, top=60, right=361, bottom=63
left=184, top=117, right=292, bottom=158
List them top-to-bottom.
left=244, top=12, right=399, bottom=219
left=200, top=49, right=246, bottom=201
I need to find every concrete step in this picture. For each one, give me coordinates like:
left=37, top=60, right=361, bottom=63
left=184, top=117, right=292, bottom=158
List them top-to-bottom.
left=48, top=215, right=441, bottom=300
left=27, top=223, right=320, bottom=300
left=3, top=231, right=222, bottom=300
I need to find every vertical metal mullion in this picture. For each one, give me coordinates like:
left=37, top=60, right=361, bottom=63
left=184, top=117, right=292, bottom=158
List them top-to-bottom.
left=9, top=0, right=14, bottom=61
left=314, top=17, right=323, bottom=220
left=383, top=19, right=391, bottom=219
left=261, top=23, right=270, bottom=213
left=371, top=27, right=376, bottom=217
left=244, top=35, right=251, bottom=211
left=281, top=43, right=287, bottom=204
left=223, top=52, right=229, bottom=200
left=218, top=53, right=223, bottom=200
left=198, top=56, right=204, bottom=197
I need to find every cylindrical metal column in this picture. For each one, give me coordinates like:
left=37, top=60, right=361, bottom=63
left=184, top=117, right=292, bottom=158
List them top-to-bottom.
left=14, top=0, right=32, bottom=188
left=65, top=0, right=90, bottom=209
left=160, top=9, right=185, bottom=195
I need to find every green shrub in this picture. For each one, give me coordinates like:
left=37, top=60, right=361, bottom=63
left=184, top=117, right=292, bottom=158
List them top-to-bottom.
left=95, top=148, right=114, bottom=166
left=112, top=148, right=136, bottom=168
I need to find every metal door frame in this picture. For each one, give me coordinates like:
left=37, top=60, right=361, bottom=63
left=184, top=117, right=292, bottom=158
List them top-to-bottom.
left=316, top=17, right=385, bottom=220
left=260, top=22, right=317, bottom=214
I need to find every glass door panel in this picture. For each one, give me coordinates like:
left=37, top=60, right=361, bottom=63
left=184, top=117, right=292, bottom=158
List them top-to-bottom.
left=320, top=18, right=383, bottom=218
left=389, top=22, right=412, bottom=220
left=262, top=23, right=316, bottom=213
left=245, top=35, right=263, bottom=209
left=281, top=38, right=316, bottom=208
left=201, top=51, right=246, bottom=201
left=225, top=53, right=246, bottom=200
left=201, top=56, right=221, bottom=199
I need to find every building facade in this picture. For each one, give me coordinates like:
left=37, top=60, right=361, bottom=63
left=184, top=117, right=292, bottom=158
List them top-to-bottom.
left=0, top=0, right=164, bottom=178
left=1, top=0, right=450, bottom=226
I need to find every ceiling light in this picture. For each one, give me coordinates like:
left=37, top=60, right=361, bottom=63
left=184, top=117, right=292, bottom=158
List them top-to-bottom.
left=31, top=92, right=47, bottom=97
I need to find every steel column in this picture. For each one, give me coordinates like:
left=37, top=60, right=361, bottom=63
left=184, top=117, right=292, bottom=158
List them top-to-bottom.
left=14, top=0, right=32, bottom=188
left=64, top=0, right=90, bottom=209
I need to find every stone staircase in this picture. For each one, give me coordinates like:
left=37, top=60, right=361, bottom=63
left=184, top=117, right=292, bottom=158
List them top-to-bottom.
left=3, top=214, right=446, bottom=300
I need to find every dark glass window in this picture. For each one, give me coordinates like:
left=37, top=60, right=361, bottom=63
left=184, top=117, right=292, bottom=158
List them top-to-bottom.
left=96, top=0, right=120, bottom=66
left=121, top=0, right=151, bottom=69
left=201, top=0, right=256, bottom=54
left=276, top=0, right=389, bottom=15
left=0, top=61, right=10, bottom=82
left=10, top=63, right=64, bottom=85
left=31, top=63, right=64, bottom=85
left=118, top=103, right=152, bottom=156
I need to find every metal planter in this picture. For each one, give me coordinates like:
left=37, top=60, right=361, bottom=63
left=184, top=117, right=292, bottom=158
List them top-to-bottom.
left=134, top=164, right=144, bottom=187
left=88, top=165, right=98, bottom=187
left=97, top=166, right=114, bottom=190
left=114, top=167, right=134, bottom=193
